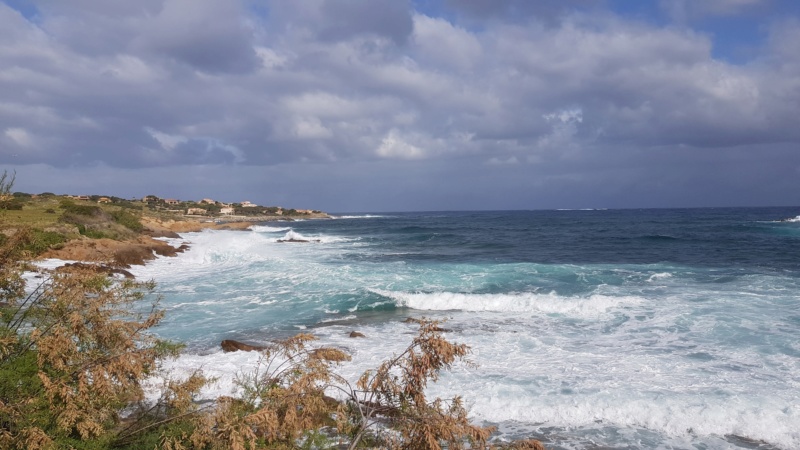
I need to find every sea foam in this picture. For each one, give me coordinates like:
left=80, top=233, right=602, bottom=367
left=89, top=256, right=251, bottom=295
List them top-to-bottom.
left=372, top=289, right=642, bottom=317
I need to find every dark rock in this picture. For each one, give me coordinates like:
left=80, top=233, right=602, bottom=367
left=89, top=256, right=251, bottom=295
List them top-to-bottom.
left=144, top=229, right=181, bottom=239
left=276, top=238, right=321, bottom=243
left=60, top=262, right=135, bottom=279
left=349, top=331, right=366, bottom=338
left=220, top=339, right=265, bottom=353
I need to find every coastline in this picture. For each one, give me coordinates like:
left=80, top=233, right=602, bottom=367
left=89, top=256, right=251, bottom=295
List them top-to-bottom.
left=36, top=213, right=331, bottom=267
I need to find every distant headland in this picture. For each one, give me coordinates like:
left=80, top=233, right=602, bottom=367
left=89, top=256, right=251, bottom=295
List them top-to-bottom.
left=0, top=190, right=330, bottom=267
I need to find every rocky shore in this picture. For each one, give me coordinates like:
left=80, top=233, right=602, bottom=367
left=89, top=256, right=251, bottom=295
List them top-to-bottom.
left=36, top=211, right=331, bottom=268
left=38, top=216, right=259, bottom=267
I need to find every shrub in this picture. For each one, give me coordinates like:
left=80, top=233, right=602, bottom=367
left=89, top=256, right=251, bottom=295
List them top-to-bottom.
left=0, top=200, right=23, bottom=210
left=62, top=203, right=102, bottom=216
left=110, top=210, right=144, bottom=232
left=81, top=228, right=108, bottom=239
left=20, top=229, right=67, bottom=256
left=0, top=231, right=176, bottom=449
left=151, top=321, right=496, bottom=450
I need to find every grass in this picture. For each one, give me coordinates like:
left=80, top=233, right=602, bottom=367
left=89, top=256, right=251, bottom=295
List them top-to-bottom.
left=0, top=197, right=64, bottom=230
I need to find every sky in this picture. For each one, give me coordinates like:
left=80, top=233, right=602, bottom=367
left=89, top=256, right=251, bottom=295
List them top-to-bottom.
left=1, top=0, right=799, bottom=212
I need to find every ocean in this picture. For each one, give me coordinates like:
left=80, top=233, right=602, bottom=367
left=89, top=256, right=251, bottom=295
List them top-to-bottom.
left=125, top=208, right=799, bottom=449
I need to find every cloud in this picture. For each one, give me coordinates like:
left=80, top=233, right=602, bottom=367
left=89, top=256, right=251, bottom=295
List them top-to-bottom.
left=1, top=0, right=799, bottom=209
left=135, top=0, right=258, bottom=73
left=318, top=0, right=414, bottom=44
left=443, top=0, right=602, bottom=22
left=412, top=14, right=482, bottom=70
left=5, top=127, right=34, bottom=148
left=376, top=130, right=426, bottom=159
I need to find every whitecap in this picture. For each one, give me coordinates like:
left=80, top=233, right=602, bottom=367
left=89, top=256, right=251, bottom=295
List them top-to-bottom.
left=331, top=214, right=391, bottom=219
left=250, top=225, right=292, bottom=233
left=371, top=289, right=643, bottom=317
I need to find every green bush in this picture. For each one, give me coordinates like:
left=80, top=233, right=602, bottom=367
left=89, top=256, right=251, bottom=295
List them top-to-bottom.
left=0, top=198, right=25, bottom=210
left=62, top=203, right=102, bottom=216
left=110, top=210, right=144, bottom=232
left=74, top=224, right=107, bottom=239
left=20, top=229, right=67, bottom=256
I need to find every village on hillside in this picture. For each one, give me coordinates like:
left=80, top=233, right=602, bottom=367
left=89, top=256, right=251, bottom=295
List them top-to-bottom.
left=52, top=194, right=325, bottom=219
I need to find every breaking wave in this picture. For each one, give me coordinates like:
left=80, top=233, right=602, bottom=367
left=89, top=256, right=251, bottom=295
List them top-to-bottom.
left=371, top=289, right=642, bottom=317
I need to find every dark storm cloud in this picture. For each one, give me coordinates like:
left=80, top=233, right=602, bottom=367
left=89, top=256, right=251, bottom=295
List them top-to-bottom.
left=2, top=0, right=800, bottom=209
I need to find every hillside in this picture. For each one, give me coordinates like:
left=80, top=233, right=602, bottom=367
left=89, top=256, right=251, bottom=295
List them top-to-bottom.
left=0, top=192, right=329, bottom=266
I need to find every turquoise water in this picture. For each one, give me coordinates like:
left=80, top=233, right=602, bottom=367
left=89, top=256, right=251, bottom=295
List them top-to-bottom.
left=130, top=208, right=800, bottom=449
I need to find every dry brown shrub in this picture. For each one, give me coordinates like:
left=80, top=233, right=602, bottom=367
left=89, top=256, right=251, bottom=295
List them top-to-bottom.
left=1, top=232, right=171, bottom=447
left=336, top=319, right=495, bottom=450
left=310, top=347, right=352, bottom=362
left=506, top=438, right=547, bottom=450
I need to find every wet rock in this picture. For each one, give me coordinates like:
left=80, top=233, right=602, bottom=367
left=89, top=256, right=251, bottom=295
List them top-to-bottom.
left=144, top=229, right=181, bottom=239
left=59, top=262, right=135, bottom=279
left=349, top=331, right=366, bottom=338
left=220, top=339, right=265, bottom=353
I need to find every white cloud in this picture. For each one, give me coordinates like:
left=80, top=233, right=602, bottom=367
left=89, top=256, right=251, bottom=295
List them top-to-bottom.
left=412, top=14, right=482, bottom=70
left=543, top=108, right=583, bottom=124
left=292, top=117, right=333, bottom=140
left=5, top=127, right=33, bottom=147
left=146, top=127, right=188, bottom=151
left=376, top=130, right=426, bottom=159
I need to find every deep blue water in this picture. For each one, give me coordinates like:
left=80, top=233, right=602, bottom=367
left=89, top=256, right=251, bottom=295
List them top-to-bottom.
left=294, top=208, right=800, bottom=269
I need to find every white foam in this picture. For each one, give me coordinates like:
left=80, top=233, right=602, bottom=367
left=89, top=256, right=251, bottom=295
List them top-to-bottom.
left=332, top=214, right=390, bottom=219
left=782, top=215, right=800, bottom=222
left=251, top=225, right=291, bottom=233
left=275, top=229, right=350, bottom=244
left=279, top=230, right=310, bottom=241
left=33, top=258, right=77, bottom=270
left=647, top=272, right=673, bottom=282
left=372, top=289, right=643, bottom=317
left=144, top=302, right=800, bottom=449
left=318, top=314, right=357, bottom=323
left=144, top=351, right=263, bottom=403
